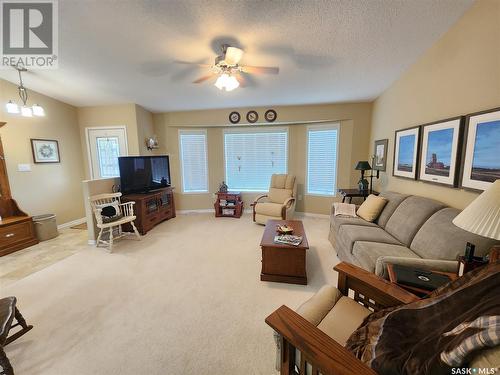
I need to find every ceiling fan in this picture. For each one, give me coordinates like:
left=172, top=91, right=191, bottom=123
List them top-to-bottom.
left=178, top=44, right=279, bottom=91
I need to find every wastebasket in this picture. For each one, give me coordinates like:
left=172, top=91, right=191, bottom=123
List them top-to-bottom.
left=33, top=214, right=59, bottom=241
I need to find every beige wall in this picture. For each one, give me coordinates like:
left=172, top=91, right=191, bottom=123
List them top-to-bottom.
left=370, top=0, right=500, bottom=210
left=0, top=78, right=85, bottom=224
left=153, top=102, right=372, bottom=214
left=77, top=104, right=140, bottom=179
left=135, top=104, right=155, bottom=155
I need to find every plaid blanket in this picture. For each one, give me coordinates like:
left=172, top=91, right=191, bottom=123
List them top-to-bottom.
left=346, top=262, right=500, bottom=374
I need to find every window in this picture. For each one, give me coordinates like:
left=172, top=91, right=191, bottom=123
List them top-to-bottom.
left=307, top=125, right=339, bottom=196
left=224, top=128, right=288, bottom=191
left=179, top=130, right=208, bottom=193
left=96, top=137, right=120, bottom=178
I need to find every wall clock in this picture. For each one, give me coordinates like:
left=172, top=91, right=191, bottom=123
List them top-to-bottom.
left=265, top=109, right=277, bottom=122
left=246, top=110, right=258, bottom=123
left=229, top=111, right=240, bottom=124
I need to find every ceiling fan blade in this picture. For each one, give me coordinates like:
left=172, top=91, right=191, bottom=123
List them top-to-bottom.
left=224, top=47, right=244, bottom=65
left=174, top=60, right=212, bottom=68
left=241, top=65, right=279, bottom=75
left=192, top=73, right=216, bottom=84
left=236, top=73, right=248, bottom=88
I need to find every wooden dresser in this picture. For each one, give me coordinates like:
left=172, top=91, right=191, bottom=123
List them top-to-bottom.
left=0, top=125, right=39, bottom=256
left=121, top=187, right=175, bottom=235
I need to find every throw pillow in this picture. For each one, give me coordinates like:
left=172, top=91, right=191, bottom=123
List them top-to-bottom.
left=356, top=195, right=387, bottom=222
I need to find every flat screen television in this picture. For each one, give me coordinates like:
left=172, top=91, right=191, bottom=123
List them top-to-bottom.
left=118, top=155, right=171, bottom=194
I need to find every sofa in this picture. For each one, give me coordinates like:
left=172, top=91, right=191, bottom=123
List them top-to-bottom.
left=329, top=191, right=499, bottom=277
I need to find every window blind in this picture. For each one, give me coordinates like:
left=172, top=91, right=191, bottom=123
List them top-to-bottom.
left=307, top=126, right=339, bottom=195
left=224, top=129, right=288, bottom=191
left=179, top=130, right=208, bottom=193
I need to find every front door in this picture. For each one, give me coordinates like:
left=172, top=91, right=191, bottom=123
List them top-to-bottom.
left=86, top=127, right=128, bottom=179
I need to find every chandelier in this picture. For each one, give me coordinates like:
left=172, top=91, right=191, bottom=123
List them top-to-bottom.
left=5, top=64, right=45, bottom=117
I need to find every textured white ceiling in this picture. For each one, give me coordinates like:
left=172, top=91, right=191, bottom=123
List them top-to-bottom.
left=0, top=0, right=474, bottom=112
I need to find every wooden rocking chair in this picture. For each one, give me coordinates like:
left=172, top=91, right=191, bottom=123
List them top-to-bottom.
left=89, top=192, right=141, bottom=252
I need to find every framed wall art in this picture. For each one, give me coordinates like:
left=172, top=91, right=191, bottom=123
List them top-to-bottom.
left=460, top=107, right=500, bottom=191
left=418, top=117, right=464, bottom=187
left=393, top=126, right=420, bottom=179
left=31, top=139, right=60, bottom=163
left=373, top=139, right=388, bottom=171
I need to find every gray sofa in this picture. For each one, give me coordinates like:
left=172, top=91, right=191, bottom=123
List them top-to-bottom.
left=329, top=191, right=499, bottom=277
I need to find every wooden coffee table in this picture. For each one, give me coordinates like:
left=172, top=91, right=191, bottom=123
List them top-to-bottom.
left=260, top=220, right=309, bottom=285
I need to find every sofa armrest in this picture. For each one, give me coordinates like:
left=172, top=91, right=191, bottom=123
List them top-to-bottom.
left=283, top=197, right=295, bottom=208
left=375, top=256, right=458, bottom=279
left=334, top=262, right=419, bottom=308
left=266, top=305, right=376, bottom=375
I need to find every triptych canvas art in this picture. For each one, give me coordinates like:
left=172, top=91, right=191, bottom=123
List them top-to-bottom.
left=388, top=106, right=500, bottom=191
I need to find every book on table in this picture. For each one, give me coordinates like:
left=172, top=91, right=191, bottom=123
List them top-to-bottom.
left=274, top=234, right=303, bottom=246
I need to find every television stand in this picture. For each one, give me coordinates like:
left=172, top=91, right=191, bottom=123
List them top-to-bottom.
left=122, top=187, right=175, bottom=235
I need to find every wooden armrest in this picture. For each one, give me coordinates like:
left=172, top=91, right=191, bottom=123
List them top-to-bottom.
left=251, top=195, right=268, bottom=206
left=283, top=197, right=295, bottom=207
left=334, top=262, right=419, bottom=307
left=266, top=305, right=376, bottom=375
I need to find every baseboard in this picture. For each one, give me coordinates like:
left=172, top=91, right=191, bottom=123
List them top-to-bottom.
left=177, top=209, right=214, bottom=214
left=295, top=212, right=330, bottom=219
left=58, top=217, right=86, bottom=230
left=88, top=240, right=96, bottom=246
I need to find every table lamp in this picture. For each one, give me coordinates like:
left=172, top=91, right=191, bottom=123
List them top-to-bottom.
left=355, top=161, right=372, bottom=192
left=452, top=179, right=500, bottom=273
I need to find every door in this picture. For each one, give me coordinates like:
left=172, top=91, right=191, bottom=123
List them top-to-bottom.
left=86, top=127, right=128, bottom=179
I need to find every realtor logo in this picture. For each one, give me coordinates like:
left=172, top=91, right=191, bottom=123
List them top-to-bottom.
left=1, top=0, right=58, bottom=69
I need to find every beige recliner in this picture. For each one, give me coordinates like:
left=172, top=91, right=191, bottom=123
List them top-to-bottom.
left=252, top=174, right=296, bottom=225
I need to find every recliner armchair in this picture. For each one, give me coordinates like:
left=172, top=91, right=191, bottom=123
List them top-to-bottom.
left=252, top=174, right=296, bottom=225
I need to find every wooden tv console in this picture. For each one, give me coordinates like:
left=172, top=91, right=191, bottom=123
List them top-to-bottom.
left=121, top=187, right=175, bottom=235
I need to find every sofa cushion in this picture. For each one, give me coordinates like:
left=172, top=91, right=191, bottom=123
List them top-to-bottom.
left=268, top=187, right=292, bottom=204
left=376, top=191, right=409, bottom=228
left=356, top=194, right=388, bottom=222
left=384, top=196, right=446, bottom=246
left=255, top=202, right=283, bottom=217
left=410, top=208, right=499, bottom=260
left=330, top=214, right=378, bottom=235
left=337, top=225, right=402, bottom=254
left=352, top=241, right=420, bottom=273
left=296, top=285, right=343, bottom=326
left=317, top=296, right=371, bottom=346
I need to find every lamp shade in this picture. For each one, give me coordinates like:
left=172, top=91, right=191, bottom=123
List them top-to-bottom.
left=355, top=161, right=372, bottom=171
left=452, top=179, right=500, bottom=240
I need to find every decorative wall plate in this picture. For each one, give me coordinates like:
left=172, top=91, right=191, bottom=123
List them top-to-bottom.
left=265, top=109, right=277, bottom=122
left=246, top=110, right=258, bottom=123
left=229, top=111, right=240, bottom=124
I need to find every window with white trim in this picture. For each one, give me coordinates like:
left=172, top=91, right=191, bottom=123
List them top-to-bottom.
left=307, top=124, right=339, bottom=196
left=224, top=128, right=288, bottom=192
left=179, top=129, right=208, bottom=193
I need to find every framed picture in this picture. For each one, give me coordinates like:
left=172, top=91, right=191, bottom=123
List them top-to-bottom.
left=460, top=107, right=500, bottom=191
left=418, top=117, right=464, bottom=187
left=393, top=126, right=420, bottom=179
left=31, top=139, right=60, bottom=163
left=373, top=139, right=388, bottom=171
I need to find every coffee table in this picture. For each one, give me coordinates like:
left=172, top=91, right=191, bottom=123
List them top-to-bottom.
left=260, top=220, right=309, bottom=285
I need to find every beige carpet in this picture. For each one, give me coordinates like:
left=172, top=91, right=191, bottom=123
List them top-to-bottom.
left=2, top=213, right=339, bottom=375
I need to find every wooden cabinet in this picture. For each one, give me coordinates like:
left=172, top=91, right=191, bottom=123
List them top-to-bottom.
left=0, top=130, right=38, bottom=256
left=122, top=187, right=175, bottom=235
left=214, top=192, right=243, bottom=218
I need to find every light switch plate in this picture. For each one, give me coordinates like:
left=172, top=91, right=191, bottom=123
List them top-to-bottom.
left=18, top=164, right=31, bottom=172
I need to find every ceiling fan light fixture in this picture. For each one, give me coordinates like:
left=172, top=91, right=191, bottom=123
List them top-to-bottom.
left=214, top=73, right=239, bottom=92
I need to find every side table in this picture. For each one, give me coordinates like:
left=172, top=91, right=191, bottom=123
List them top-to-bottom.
left=338, top=188, right=379, bottom=203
